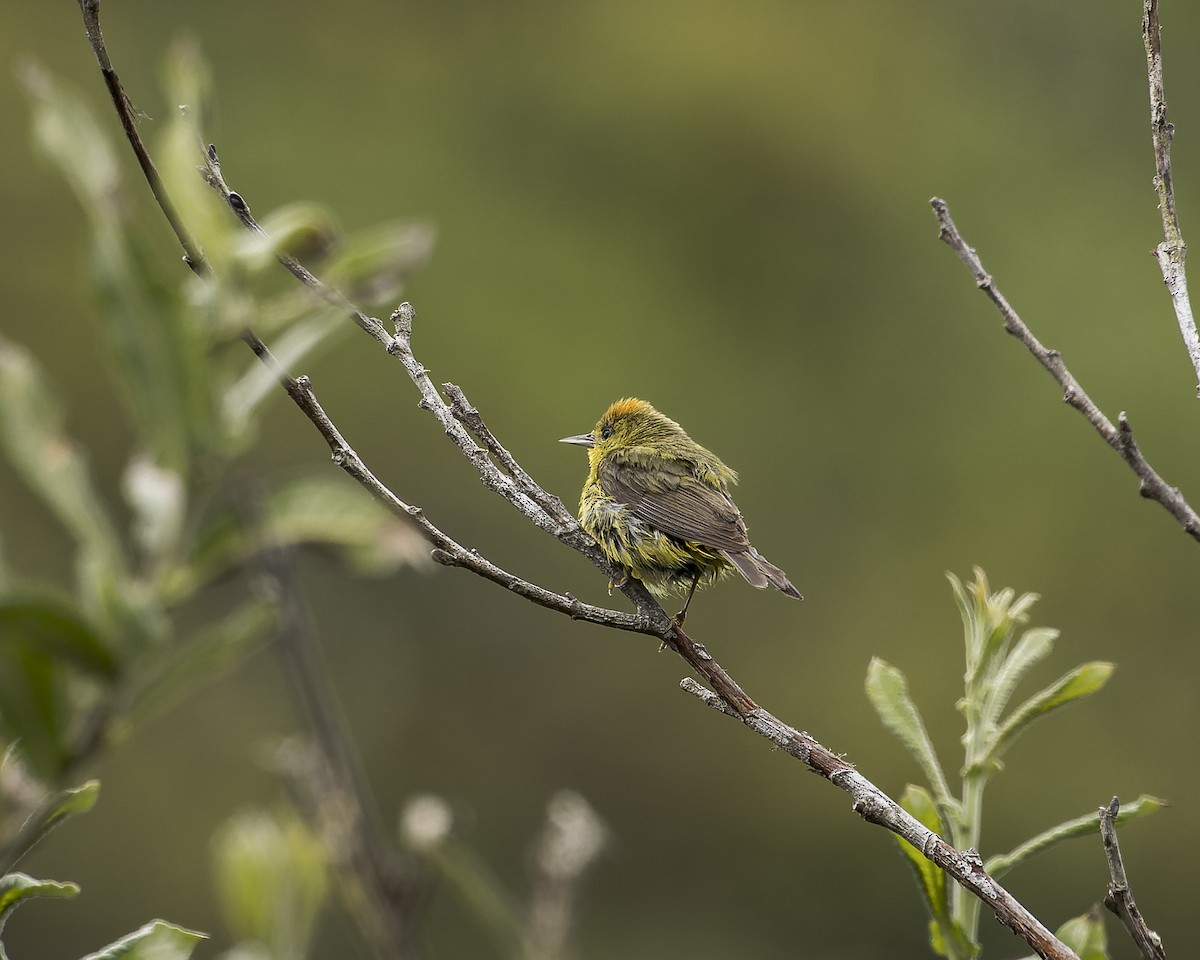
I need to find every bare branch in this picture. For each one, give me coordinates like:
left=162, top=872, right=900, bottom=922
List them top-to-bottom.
left=75, top=0, right=208, bottom=276
left=1143, top=0, right=1200, bottom=390
left=931, top=198, right=1200, bottom=545
left=1099, top=796, right=1166, bottom=960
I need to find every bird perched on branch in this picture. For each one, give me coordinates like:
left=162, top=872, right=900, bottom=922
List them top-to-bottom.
left=561, top=398, right=801, bottom=623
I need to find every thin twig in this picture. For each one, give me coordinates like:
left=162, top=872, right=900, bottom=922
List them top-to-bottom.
left=76, top=0, right=208, bottom=276
left=1143, top=0, right=1200, bottom=391
left=74, top=6, right=1080, bottom=956
left=931, top=198, right=1200, bottom=545
left=1099, top=796, right=1166, bottom=960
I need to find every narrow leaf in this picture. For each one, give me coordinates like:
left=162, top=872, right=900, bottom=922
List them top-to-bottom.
left=155, top=40, right=229, bottom=260
left=19, top=61, right=122, bottom=225
left=21, top=63, right=219, bottom=472
left=222, top=306, right=346, bottom=438
left=0, top=338, right=124, bottom=572
left=982, top=627, right=1058, bottom=725
left=866, top=658, right=952, bottom=803
left=988, top=662, right=1115, bottom=764
left=984, top=795, right=1167, bottom=878
left=80, top=919, right=207, bottom=960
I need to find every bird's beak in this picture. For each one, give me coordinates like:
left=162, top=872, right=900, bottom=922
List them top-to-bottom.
left=559, top=433, right=595, bottom=448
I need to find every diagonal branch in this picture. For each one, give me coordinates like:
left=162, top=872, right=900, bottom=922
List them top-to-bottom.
left=76, top=0, right=208, bottom=276
left=1143, top=0, right=1200, bottom=390
left=74, top=6, right=1081, bottom=957
left=931, top=198, right=1200, bottom=545
left=681, top=680, right=1078, bottom=960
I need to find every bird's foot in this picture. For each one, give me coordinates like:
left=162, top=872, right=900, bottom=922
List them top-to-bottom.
left=606, top=571, right=630, bottom=595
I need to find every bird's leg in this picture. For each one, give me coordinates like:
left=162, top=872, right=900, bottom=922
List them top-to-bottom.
left=674, top=572, right=702, bottom=627
left=659, top=573, right=702, bottom=652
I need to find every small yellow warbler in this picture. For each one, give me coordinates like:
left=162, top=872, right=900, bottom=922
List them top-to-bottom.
left=561, top=398, right=801, bottom=621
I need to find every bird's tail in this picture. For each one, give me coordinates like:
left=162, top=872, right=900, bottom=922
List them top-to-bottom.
left=725, top=548, right=803, bottom=600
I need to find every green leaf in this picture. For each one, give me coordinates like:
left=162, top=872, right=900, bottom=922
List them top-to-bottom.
left=155, top=40, right=229, bottom=263
left=18, top=61, right=122, bottom=228
left=20, top=63, right=220, bottom=473
left=231, top=202, right=341, bottom=272
left=325, top=220, right=435, bottom=306
left=92, top=231, right=219, bottom=474
left=222, top=305, right=347, bottom=439
left=0, top=337, right=124, bottom=574
left=168, top=476, right=428, bottom=602
left=954, top=569, right=1038, bottom=690
left=0, top=596, right=117, bottom=679
left=0, top=596, right=116, bottom=779
left=982, top=626, right=1058, bottom=725
left=0, top=647, right=66, bottom=781
left=866, top=658, right=952, bottom=803
left=987, top=662, right=1115, bottom=765
left=0, top=780, right=100, bottom=875
left=895, top=785, right=948, bottom=920
left=892, top=787, right=978, bottom=960
left=984, top=795, right=1167, bottom=878
left=212, top=808, right=327, bottom=959
left=0, top=872, right=79, bottom=935
left=1055, top=906, right=1109, bottom=960
left=80, top=919, right=207, bottom=960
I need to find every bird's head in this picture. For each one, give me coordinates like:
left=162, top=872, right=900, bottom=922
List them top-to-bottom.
left=560, top=398, right=689, bottom=466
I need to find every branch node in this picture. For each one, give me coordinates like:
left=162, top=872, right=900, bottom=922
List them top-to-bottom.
left=391, top=302, right=415, bottom=343
left=429, top=548, right=456, bottom=567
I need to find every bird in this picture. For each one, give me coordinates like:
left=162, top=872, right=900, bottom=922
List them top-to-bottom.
left=561, top=398, right=801, bottom=623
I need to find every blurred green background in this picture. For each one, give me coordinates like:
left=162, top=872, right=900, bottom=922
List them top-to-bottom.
left=2, top=1, right=1199, bottom=957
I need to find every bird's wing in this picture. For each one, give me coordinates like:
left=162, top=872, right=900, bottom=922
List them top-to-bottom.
left=598, top=455, right=751, bottom=552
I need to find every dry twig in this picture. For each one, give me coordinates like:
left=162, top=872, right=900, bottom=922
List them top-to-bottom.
left=1143, top=0, right=1200, bottom=390
left=930, top=198, right=1200, bottom=546
left=1099, top=797, right=1166, bottom=960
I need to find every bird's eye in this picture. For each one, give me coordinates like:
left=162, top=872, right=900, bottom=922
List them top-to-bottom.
left=599, top=424, right=614, bottom=440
